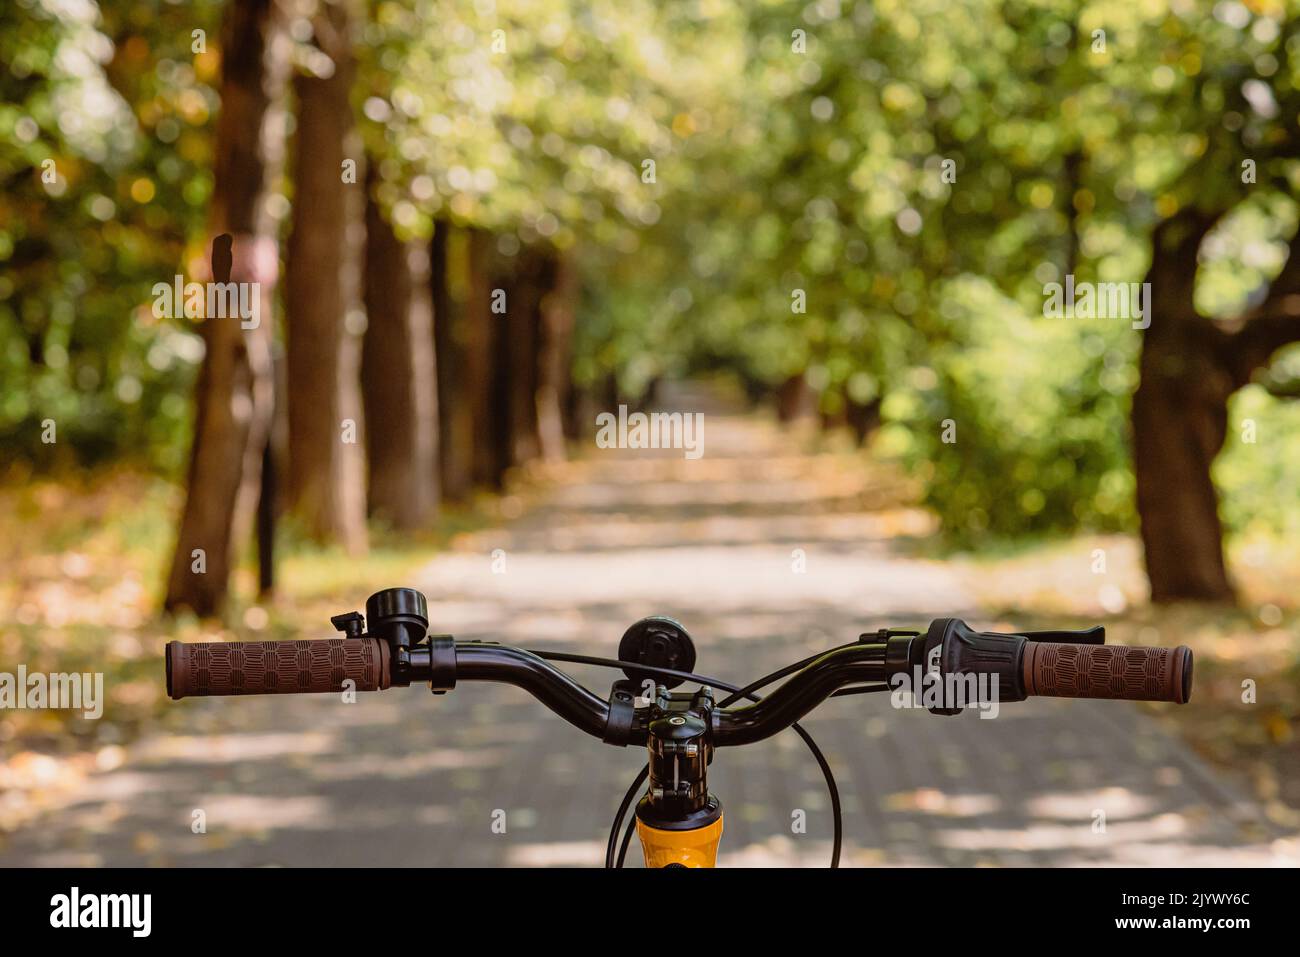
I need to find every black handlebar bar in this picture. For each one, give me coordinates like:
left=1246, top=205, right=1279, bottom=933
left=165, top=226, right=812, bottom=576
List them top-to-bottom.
left=450, top=641, right=889, bottom=746
left=455, top=643, right=615, bottom=739
left=707, top=644, right=887, bottom=745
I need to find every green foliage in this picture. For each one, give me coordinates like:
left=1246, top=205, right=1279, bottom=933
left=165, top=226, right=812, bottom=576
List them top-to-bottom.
left=0, top=0, right=220, bottom=472
left=2, top=0, right=1298, bottom=556
left=359, top=0, right=735, bottom=245
left=677, top=0, right=1300, bottom=546
left=875, top=276, right=1137, bottom=543
left=1217, top=365, right=1300, bottom=541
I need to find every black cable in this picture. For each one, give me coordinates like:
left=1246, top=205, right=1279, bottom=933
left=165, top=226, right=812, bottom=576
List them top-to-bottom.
left=714, top=642, right=861, bottom=708
left=531, top=646, right=885, bottom=870
left=526, top=651, right=728, bottom=869
left=536, top=651, right=736, bottom=691
left=831, top=684, right=890, bottom=697
left=608, top=711, right=845, bottom=869
left=791, top=720, right=843, bottom=868
left=605, top=764, right=648, bottom=869
left=617, top=813, right=637, bottom=867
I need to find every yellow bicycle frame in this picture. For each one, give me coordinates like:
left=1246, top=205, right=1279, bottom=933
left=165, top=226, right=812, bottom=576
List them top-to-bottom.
left=636, top=814, right=724, bottom=868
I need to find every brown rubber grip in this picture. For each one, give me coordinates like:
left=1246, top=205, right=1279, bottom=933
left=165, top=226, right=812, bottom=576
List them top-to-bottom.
left=166, top=638, right=390, bottom=700
left=1022, top=642, right=1192, bottom=704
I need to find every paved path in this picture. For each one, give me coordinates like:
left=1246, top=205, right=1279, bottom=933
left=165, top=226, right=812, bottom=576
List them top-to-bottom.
left=2, top=386, right=1294, bottom=866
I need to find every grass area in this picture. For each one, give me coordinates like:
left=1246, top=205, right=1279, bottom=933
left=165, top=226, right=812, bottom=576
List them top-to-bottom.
left=0, top=467, right=518, bottom=758
left=960, top=532, right=1300, bottom=829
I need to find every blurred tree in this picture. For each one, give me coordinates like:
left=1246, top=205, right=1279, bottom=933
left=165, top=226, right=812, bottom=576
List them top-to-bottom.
left=165, top=0, right=288, bottom=615
left=283, top=0, right=368, bottom=553
left=357, top=0, right=730, bottom=479
left=1121, top=6, right=1300, bottom=601
left=362, top=168, right=438, bottom=528
left=430, top=220, right=475, bottom=498
left=466, top=229, right=512, bottom=486
left=503, top=245, right=545, bottom=465
left=537, top=252, right=580, bottom=461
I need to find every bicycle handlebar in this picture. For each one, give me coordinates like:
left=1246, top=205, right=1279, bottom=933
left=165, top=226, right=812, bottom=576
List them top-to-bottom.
left=163, top=604, right=1194, bottom=873
left=165, top=621, right=1192, bottom=744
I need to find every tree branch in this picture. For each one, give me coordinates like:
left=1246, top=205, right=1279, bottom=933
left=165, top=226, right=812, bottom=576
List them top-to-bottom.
left=1223, top=222, right=1300, bottom=387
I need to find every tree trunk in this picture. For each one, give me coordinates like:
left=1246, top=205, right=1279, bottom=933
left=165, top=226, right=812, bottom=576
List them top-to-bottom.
left=164, top=0, right=288, bottom=616
left=283, top=0, right=367, bottom=553
left=361, top=176, right=438, bottom=528
left=1134, top=207, right=1300, bottom=603
left=1132, top=211, right=1236, bottom=602
left=432, top=222, right=474, bottom=499
left=465, top=229, right=510, bottom=487
left=504, top=248, right=545, bottom=466
left=535, top=250, right=578, bottom=462
left=257, top=348, right=288, bottom=598
left=601, top=372, right=620, bottom=412
left=776, top=372, right=812, bottom=423
left=561, top=373, right=584, bottom=441
left=818, top=388, right=847, bottom=433
left=845, top=397, right=882, bottom=446
left=256, top=430, right=276, bottom=595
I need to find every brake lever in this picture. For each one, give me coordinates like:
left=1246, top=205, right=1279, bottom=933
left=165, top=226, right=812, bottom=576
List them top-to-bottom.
left=1012, top=626, right=1105, bottom=645
left=858, top=628, right=920, bottom=643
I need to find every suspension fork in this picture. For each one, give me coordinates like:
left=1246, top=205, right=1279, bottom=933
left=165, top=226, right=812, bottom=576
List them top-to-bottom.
left=633, top=685, right=724, bottom=867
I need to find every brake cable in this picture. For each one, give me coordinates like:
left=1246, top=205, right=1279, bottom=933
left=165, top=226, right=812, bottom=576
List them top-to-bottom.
left=530, top=644, right=888, bottom=869
left=613, top=684, right=891, bottom=867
